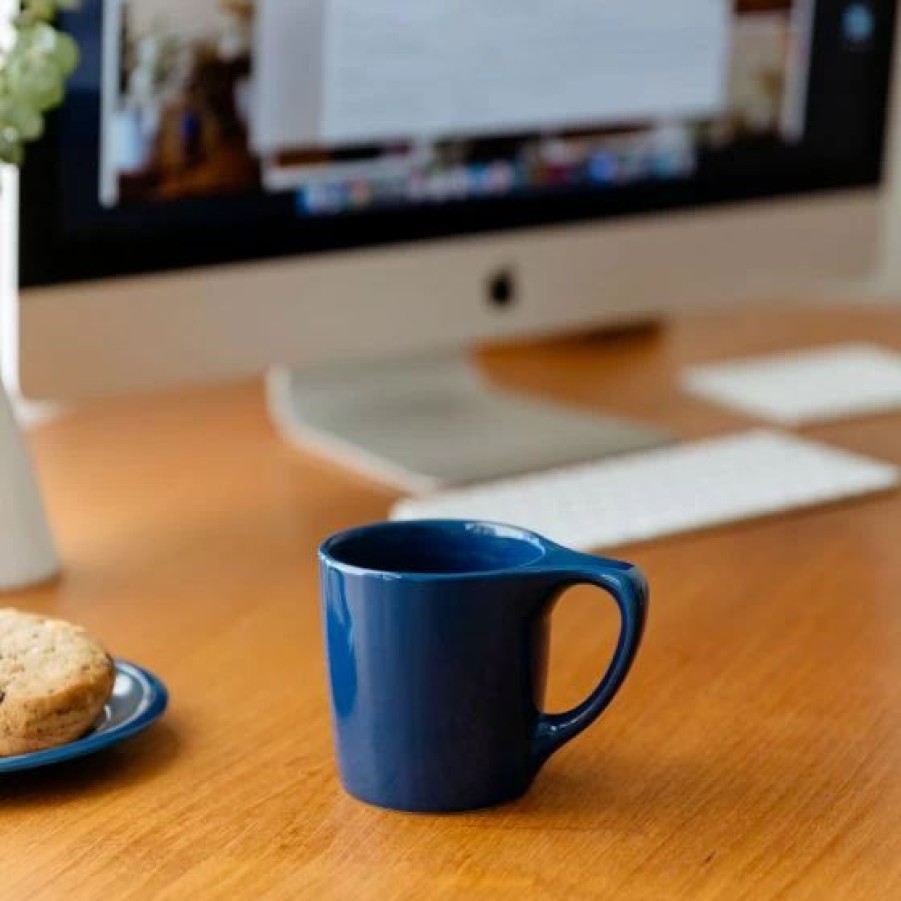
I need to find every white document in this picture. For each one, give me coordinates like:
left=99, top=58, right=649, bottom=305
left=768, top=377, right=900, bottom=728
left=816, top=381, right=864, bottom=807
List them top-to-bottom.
left=252, top=0, right=328, bottom=154
left=254, top=0, right=730, bottom=151
left=683, top=344, right=901, bottom=425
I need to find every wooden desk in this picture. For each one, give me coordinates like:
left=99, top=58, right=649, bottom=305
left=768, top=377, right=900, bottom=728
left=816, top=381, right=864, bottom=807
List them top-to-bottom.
left=4, top=307, right=901, bottom=899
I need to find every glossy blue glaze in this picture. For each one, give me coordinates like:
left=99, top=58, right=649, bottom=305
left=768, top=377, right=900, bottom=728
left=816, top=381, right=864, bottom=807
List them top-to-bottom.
left=319, top=520, right=648, bottom=813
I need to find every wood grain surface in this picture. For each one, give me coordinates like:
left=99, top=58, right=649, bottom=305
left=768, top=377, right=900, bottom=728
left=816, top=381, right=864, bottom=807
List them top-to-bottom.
left=3, top=306, right=901, bottom=899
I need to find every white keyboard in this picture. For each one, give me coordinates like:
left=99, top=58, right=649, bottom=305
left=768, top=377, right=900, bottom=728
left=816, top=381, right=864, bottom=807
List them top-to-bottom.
left=391, top=431, right=899, bottom=551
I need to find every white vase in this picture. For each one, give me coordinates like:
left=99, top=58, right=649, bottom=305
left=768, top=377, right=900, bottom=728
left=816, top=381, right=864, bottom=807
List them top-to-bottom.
left=0, top=383, right=59, bottom=591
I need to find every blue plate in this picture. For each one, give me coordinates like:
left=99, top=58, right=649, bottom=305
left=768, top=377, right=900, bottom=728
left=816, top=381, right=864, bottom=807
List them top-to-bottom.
left=0, top=660, right=168, bottom=773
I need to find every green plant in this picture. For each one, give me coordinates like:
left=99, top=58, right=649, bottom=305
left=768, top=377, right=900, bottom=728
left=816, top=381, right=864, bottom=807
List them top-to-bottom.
left=0, top=0, right=79, bottom=166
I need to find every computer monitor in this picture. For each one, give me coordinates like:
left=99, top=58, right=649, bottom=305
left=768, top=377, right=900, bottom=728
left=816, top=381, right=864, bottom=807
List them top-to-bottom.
left=6, top=0, right=899, bottom=487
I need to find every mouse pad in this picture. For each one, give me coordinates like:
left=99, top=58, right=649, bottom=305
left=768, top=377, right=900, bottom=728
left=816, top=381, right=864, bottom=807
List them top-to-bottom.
left=683, top=343, right=901, bottom=425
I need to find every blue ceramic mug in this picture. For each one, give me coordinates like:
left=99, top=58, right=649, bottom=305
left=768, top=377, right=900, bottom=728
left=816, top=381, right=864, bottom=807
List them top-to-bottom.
left=319, top=520, right=648, bottom=813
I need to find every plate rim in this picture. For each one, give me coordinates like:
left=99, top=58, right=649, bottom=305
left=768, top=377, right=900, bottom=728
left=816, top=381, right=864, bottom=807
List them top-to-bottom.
left=0, top=659, right=168, bottom=774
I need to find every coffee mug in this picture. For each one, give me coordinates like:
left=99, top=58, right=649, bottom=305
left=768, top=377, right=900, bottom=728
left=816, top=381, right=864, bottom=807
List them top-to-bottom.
left=319, top=520, right=647, bottom=813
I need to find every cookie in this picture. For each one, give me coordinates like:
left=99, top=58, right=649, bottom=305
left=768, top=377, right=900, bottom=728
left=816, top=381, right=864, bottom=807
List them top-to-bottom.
left=0, top=609, right=115, bottom=756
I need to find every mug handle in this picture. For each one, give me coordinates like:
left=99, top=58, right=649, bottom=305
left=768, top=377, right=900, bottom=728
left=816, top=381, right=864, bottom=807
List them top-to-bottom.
left=531, top=553, right=648, bottom=768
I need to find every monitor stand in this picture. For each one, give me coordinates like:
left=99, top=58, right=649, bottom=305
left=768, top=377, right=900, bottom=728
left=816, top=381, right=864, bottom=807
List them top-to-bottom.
left=266, top=354, right=670, bottom=493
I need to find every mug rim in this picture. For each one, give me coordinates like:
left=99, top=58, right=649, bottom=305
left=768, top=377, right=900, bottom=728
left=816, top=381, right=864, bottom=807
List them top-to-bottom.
left=319, top=519, right=554, bottom=580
